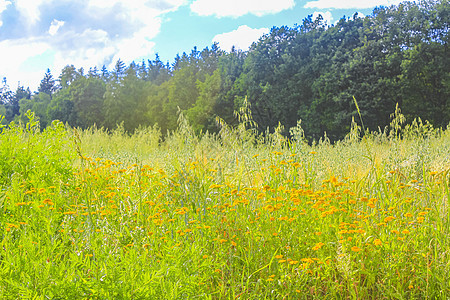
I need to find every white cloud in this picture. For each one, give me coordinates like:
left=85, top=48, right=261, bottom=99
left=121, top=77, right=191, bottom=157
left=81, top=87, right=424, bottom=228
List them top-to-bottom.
left=0, top=0, right=11, bottom=13
left=14, top=0, right=46, bottom=23
left=83, top=0, right=186, bottom=67
left=191, top=0, right=295, bottom=17
left=305, top=0, right=404, bottom=9
left=312, top=11, right=333, bottom=26
left=355, top=12, right=366, bottom=18
left=48, top=19, right=65, bottom=36
left=213, top=25, right=269, bottom=51
left=52, top=29, right=114, bottom=72
left=108, top=33, right=156, bottom=69
left=0, top=38, right=51, bottom=89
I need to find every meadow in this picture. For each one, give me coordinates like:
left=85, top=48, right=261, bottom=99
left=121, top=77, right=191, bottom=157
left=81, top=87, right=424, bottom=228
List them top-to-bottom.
left=0, top=109, right=449, bottom=299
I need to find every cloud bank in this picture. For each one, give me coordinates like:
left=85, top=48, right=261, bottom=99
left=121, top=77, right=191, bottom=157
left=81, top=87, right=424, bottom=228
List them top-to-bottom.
left=191, top=0, right=295, bottom=17
left=304, top=0, right=404, bottom=9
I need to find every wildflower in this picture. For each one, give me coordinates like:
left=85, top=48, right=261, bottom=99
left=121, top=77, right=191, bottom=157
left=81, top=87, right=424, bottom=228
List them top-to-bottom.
left=384, top=216, right=395, bottom=223
left=402, top=229, right=410, bottom=235
left=373, top=239, right=382, bottom=246
left=312, top=242, right=324, bottom=251
left=351, top=246, right=362, bottom=252
left=275, top=255, right=283, bottom=259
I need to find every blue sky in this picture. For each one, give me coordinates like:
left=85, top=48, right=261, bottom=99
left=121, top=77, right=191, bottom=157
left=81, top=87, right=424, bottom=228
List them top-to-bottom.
left=0, top=0, right=404, bottom=91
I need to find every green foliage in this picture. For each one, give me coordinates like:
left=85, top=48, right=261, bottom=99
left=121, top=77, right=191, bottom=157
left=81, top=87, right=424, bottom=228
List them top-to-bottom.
left=103, top=67, right=151, bottom=132
left=186, top=69, right=222, bottom=133
left=0, top=111, right=75, bottom=187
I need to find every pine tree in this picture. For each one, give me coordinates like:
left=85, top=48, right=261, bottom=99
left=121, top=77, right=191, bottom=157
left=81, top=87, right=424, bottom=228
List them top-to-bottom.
left=38, top=69, right=56, bottom=96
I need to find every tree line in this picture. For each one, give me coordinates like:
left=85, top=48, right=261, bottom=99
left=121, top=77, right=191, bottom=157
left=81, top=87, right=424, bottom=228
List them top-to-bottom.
left=0, top=0, right=448, bottom=141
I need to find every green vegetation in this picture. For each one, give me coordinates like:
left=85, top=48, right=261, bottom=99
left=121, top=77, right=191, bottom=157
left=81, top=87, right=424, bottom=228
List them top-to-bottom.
left=1, top=0, right=449, bottom=141
left=0, top=1, right=449, bottom=298
left=0, top=107, right=449, bottom=299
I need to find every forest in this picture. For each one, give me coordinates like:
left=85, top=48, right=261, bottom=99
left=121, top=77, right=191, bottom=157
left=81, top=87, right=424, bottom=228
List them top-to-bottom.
left=0, top=0, right=448, bottom=141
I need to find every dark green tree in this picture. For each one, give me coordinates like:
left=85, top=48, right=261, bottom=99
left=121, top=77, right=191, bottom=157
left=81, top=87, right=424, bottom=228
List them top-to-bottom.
left=38, top=69, right=57, bottom=96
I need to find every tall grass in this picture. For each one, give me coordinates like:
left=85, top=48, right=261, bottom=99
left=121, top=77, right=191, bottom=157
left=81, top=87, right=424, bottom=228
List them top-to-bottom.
left=0, top=108, right=449, bottom=299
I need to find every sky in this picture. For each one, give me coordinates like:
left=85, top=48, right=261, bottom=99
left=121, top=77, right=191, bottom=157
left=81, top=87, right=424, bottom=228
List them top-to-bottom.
left=0, top=0, right=405, bottom=92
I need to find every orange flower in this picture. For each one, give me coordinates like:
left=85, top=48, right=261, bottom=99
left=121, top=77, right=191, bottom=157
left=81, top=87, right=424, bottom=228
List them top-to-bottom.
left=373, top=239, right=382, bottom=246
left=312, top=242, right=325, bottom=251
left=351, top=246, right=362, bottom=252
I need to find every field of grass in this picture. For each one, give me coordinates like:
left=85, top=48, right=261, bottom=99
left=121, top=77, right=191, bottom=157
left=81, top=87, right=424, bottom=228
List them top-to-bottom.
left=0, top=111, right=449, bottom=299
